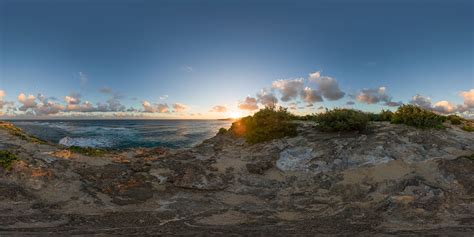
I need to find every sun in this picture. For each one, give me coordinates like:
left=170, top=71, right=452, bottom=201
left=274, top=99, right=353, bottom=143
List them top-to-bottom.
left=228, top=111, right=242, bottom=119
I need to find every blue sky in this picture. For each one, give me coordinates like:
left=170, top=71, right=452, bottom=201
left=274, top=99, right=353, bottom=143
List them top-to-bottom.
left=0, top=0, right=473, bottom=118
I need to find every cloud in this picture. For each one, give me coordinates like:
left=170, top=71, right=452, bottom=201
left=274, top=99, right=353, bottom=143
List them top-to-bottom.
left=308, top=71, right=321, bottom=80
left=310, top=75, right=345, bottom=100
left=272, top=78, right=305, bottom=102
left=302, top=87, right=323, bottom=104
left=355, top=87, right=401, bottom=107
left=356, top=87, right=390, bottom=104
left=256, top=89, right=278, bottom=107
left=460, top=89, right=474, bottom=108
left=0, top=90, right=5, bottom=110
left=18, top=93, right=38, bottom=111
left=65, top=93, right=82, bottom=105
left=409, top=94, right=459, bottom=115
left=410, top=94, right=432, bottom=109
left=160, top=95, right=169, bottom=100
left=238, top=96, right=258, bottom=111
left=35, top=101, right=65, bottom=115
left=142, top=101, right=169, bottom=113
left=346, top=101, right=355, bottom=105
left=384, top=101, right=402, bottom=107
left=432, top=101, right=457, bottom=114
left=172, top=103, right=188, bottom=112
left=210, top=105, right=228, bottom=113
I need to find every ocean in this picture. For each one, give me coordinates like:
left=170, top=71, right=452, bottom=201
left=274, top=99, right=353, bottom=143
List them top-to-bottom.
left=10, top=120, right=233, bottom=149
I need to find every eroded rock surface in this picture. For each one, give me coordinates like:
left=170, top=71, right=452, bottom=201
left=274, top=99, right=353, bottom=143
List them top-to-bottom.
left=0, top=121, right=473, bottom=235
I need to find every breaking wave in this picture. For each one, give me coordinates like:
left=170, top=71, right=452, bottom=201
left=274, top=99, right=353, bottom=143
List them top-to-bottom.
left=59, top=136, right=113, bottom=148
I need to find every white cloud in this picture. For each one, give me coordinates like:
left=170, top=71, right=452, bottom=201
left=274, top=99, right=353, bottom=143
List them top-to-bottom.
left=308, top=71, right=321, bottom=80
left=310, top=76, right=345, bottom=100
left=272, top=78, right=305, bottom=102
left=355, top=86, right=401, bottom=107
left=302, top=87, right=323, bottom=104
left=356, top=87, right=390, bottom=104
left=256, top=89, right=278, bottom=107
left=460, top=89, right=474, bottom=108
left=0, top=90, right=5, bottom=110
left=18, top=93, right=37, bottom=111
left=410, top=94, right=432, bottom=109
left=160, top=95, right=169, bottom=100
left=238, top=96, right=258, bottom=111
left=432, top=100, right=457, bottom=114
left=142, top=101, right=169, bottom=113
left=172, top=103, right=188, bottom=112
left=210, top=105, right=228, bottom=113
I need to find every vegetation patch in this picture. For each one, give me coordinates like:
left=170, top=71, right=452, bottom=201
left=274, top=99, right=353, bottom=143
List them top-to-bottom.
left=391, top=105, right=445, bottom=129
left=229, top=107, right=297, bottom=144
left=315, top=108, right=369, bottom=132
left=368, top=109, right=393, bottom=122
left=447, top=115, right=462, bottom=125
left=0, top=122, right=46, bottom=144
left=461, top=125, right=474, bottom=132
left=217, top=127, right=228, bottom=135
left=68, top=146, right=106, bottom=157
left=0, top=150, right=18, bottom=170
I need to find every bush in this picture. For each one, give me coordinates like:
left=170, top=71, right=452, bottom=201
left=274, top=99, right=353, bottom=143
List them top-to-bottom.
left=391, top=105, right=445, bottom=129
left=229, top=107, right=297, bottom=144
left=315, top=108, right=369, bottom=132
left=368, top=110, right=393, bottom=122
left=378, top=110, right=394, bottom=121
left=447, top=115, right=462, bottom=125
left=462, top=125, right=474, bottom=132
left=217, top=127, right=227, bottom=135
left=68, top=146, right=106, bottom=156
left=0, top=150, right=18, bottom=170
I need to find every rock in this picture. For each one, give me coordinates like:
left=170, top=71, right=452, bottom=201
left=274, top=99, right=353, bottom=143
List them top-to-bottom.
left=276, top=147, right=314, bottom=172
left=246, top=161, right=273, bottom=175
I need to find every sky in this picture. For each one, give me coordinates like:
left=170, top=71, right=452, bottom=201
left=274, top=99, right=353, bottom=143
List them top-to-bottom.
left=0, top=0, right=473, bottom=119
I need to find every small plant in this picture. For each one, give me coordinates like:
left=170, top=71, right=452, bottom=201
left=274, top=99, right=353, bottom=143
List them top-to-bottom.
left=391, top=105, right=445, bottom=129
left=229, top=106, right=297, bottom=144
left=315, top=108, right=369, bottom=132
left=378, top=110, right=394, bottom=121
left=447, top=115, right=462, bottom=125
left=461, top=125, right=474, bottom=132
left=217, top=127, right=227, bottom=135
left=68, top=146, right=106, bottom=156
left=0, top=150, right=18, bottom=170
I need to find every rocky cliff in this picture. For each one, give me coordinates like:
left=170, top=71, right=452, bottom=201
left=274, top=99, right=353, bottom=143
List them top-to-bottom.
left=0, top=121, right=473, bottom=235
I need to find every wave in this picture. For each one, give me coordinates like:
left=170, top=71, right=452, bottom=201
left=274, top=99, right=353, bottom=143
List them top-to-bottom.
left=59, top=136, right=113, bottom=148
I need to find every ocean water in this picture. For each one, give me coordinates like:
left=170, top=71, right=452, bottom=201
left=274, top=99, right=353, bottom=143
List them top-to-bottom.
left=10, top=120, right=232, bottom=149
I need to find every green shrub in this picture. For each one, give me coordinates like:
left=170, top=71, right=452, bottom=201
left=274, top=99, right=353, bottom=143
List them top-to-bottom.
left=391, top=105, right=445, bottom=129
left=229, top=107, right=297, bottom=144
left=315, top=108, right=369, bottom=132
left=368, top=110, right=393, bottom=122
left=378, top=110, right=394, bottom=121
left=367, top=113, right=379, bottom=121
left=447, top=115, right=462, bottom=125
left=462, top=125, right=474, bottom=132
left=217, top=127, right=227, bottom=135
left=68, top=146, right=106, bottom=156
left=0, top=150, right=18, bottom=170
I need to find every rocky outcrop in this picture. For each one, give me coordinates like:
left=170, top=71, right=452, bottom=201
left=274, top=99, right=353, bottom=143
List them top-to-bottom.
left=0, top=121, right=473, bottom=235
